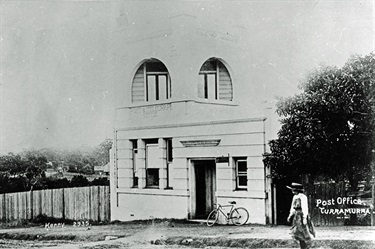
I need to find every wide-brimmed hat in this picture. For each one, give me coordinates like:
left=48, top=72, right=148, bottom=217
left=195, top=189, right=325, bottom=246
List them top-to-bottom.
left=286, top=182, right=304, bottom=192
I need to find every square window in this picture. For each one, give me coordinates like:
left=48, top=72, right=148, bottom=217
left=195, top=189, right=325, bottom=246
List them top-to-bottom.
left=198, top=73, right=217, bottom=99
left=147, top=74, right=169, bottom=101
left=207, top=74, right=216, bottom=99
left=147, top=75, right=156, bottom=101
left=159, top=75, right=167, bottom=100
left=166, top=138, right=173, bottom=189
left=167, top=139, right=173, bottom=163
left=131, top=140, right=138, bottom=187
left=146, top=142, right=160, bottom=188
left=236, top=159, right=247, bottom=190
left=237, top=160, right=247, bottom=173
left=146, top=168, right=159, bottom=187
left=238, top=175, right=247, bottom=186
left=133, top=176, right=139, bottom=187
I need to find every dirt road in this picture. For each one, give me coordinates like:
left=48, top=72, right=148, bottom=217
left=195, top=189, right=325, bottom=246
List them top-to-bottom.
left=0, top=220, right=374, bottom=248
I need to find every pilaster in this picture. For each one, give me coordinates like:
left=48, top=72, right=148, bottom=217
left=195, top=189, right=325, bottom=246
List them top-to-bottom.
left=159, top=138, right=168, bottom=189
left=137, top=139, right=146, bottom=189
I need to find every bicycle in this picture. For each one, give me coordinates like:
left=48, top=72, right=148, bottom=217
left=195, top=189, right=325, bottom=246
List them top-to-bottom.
left=206, top=201, right=249, bottom=226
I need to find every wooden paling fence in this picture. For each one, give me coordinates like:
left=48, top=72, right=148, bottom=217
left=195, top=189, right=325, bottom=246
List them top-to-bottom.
left=308, top=182, right=374, bottom=226
left=308, top=182, right=346, bottom=226
left=0, top=186, right=110, bottom=222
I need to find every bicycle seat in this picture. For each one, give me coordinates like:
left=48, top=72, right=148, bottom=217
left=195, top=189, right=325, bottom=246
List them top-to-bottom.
left=229, top=201, right=236, bottom=205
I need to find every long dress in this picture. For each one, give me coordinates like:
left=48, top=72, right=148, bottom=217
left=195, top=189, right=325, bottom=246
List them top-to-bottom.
left=290, top=194, right=315, bottom=248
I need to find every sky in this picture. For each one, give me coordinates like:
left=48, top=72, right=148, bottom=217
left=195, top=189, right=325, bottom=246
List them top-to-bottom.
left=0, top=0, right=374, bottom=154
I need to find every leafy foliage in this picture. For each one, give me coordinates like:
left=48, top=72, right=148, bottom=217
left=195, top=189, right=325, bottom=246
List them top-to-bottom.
left=264, top=53, right=375, bottom=187
left=93, top=138, right=113, bottom=166
left=0, top=139, right=112, bottom=193
left=62, top=139, right=112, bottom=174
left=70, top=175, right=90, bottom=187
left=91, top=177, right=110, bottom=186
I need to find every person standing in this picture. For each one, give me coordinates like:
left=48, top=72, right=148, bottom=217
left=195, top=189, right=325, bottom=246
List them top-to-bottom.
left=287, top=182, right=315, bottom=249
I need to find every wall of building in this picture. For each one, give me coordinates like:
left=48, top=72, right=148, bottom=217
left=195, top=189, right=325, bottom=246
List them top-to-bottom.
left=110, top=0, right=373, bottom=225
left=109, top=2, right=275, bottom=224
left=112, top=14, right=267, bottom=120
left=111, top=116, right=269, bottom=224
left=113, top=191, right=189, bottom=221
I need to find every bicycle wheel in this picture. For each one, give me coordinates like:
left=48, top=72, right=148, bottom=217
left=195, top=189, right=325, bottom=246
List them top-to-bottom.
left=230, top=207, right=249, bottom=226
left=206, top=209, right=219, bottom=226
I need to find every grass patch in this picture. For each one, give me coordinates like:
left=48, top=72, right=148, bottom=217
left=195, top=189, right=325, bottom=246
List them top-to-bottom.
left=109, top=218, right=195, bottom=226
left=0, top=219, right=36, bottom=229
left=0, top=232, right=76, bottom=241
left=163, top=237, right=375, bottom=249
left=164, top=237, right=295, bottom=248
left=315, top=240, right=375, bottom=249
left=81, top=243, right=124, bottom=249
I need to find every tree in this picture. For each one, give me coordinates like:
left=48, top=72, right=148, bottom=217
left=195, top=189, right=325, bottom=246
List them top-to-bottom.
left=264, top=53, right=375, bottom=189
left=92, top=138, right=112, bottom=166
left=0, top=146, right=111, bottom=193
left=64, top=151, right=86, bottom=173
left=0, top=152, right=48, bottom=191
left=0, top=153, right=24, bottom=175
left=80, top=163, right=94, bottom=174
left=0, top=174, right=10, bottom=193
left=70, top=175, right=89, bottom=187
left=44, top=177, right=70, bottom=189
left=90, top=177, right=110, bottom=186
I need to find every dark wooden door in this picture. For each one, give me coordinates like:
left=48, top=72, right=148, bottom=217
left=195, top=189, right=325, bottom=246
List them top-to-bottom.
left=195, top=160, right=216, bottom=219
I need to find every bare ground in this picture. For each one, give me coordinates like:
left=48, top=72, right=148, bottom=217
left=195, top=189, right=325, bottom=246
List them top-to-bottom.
left=0, top=220, right=374, bottom=248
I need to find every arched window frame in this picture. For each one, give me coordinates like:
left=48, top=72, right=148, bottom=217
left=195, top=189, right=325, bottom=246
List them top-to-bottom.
left=198, top=58, right=233, bottom=101
left=131, top=59, right=171, bottom=103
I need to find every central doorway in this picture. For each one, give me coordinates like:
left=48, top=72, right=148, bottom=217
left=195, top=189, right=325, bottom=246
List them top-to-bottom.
left=192, top=159, right=216, bottom=219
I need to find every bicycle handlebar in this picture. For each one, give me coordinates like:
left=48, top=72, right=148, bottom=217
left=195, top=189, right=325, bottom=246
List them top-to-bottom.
left=215, top=201, right=237, bottom=207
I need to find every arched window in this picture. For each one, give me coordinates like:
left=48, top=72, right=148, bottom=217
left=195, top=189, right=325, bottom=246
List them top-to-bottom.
left=198, top=58, right=233, bottom=101
left=131, top=59, right=171, bottom=103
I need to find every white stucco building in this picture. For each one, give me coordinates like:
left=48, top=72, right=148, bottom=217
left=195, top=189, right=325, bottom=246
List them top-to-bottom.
left=109, top=0, right=373, bottom=225
left=110, top=13, right=274, bottom=224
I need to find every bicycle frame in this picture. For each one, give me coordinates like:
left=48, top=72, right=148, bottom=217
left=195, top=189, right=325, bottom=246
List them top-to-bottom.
left=207, top=201, right=249, bottom=226
left=215, top=203, right=235, bottom=221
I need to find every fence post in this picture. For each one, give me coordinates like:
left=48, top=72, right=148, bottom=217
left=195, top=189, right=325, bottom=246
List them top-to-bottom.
left=372, top=183, right=374, bottom=226
left=97, top=186, right=101, bottom=222
left=62, top=188, right=65, bottom=220
left=50, top=189, right=53, bottom=218
left=30, top=190, right=33, bottom=220
left=2, top=193, right=5, bottom=221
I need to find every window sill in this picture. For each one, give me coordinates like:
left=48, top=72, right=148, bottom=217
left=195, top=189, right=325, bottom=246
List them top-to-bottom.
left=120, top=98, right=239, bottom=110
left=193, top=99, right=238, bottom=106
left=145, top=186, right=159, bottom=189
left=116, top=187, right=189, bottom=197
left=216, top=190, right=266, bottom=199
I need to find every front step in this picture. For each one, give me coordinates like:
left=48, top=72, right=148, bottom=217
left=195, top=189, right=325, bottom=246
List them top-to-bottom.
left=188, top=219, right=207, bottom=224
